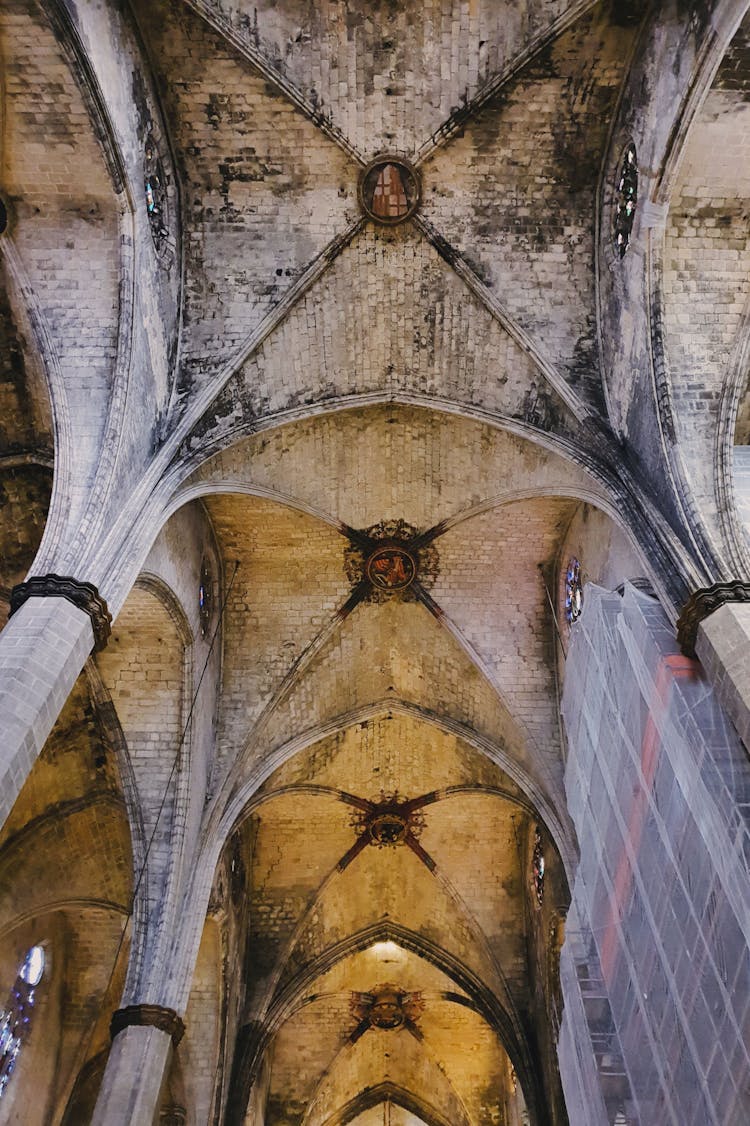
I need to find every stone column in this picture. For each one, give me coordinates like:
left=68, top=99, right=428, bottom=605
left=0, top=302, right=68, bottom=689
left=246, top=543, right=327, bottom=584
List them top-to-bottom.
left=0, top=575, right=112, bottom=827
left=676, top=582, right=750, bottom=751
left=696, top=603, right=750, bottom=749
left=91, top=1005, right=185, bottom=1126
left=160, top=1104, right=187, bottom=1125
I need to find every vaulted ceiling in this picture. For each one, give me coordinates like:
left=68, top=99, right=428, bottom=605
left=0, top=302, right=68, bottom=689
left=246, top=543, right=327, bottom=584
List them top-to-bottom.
left=0, top=1, right=749, bottom=1124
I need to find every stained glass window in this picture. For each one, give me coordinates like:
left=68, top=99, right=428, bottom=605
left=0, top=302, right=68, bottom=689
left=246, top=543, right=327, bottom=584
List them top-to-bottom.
left=144, top=135, right=169, bottom=253
left=614, top=143, right=638, bottom=258
left=564, top=557, right=583, bottom=625
left=199, top=559, right=213, bottom=639
left=532, top=828, right=545, bottom=907
left=0, top=946, right=45, bottom=1099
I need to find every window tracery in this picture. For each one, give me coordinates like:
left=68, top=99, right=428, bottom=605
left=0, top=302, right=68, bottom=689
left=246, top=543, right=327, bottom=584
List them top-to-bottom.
left=144, top=134, right=170, bottom=256
left=614, top=143, right=638, bottom=258
left=564, top=557, right=583, bottom=624
left=199, top=559, right=213, bottom=638
left=532, top=828, right=545, bottom=907
left=0, top=946, right=45, bottom=1099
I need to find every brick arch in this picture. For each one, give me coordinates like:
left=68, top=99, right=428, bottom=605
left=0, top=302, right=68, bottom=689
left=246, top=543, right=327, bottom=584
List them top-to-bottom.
left=0, top=0, right=127, bottom=561
left=90, top=392, right=698, bottom=620
left=134, top=572, right=194, bottom=648
left=212, top=703, right=575, bottom=879
left=204, top=713, right=570, bottom=1125
left=228, top=922, right=542, bottom=1126
left=323, top=1082, right=453, bottom=1126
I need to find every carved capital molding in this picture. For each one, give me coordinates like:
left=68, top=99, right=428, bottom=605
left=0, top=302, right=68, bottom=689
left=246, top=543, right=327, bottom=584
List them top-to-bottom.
left=9, top=574, right=112, bottom=651
left=676, top=581, right=750, bottom=656
left=110, top=1004, right=186, bottom=1047
left=160, top=1106, right=187, bottom=1126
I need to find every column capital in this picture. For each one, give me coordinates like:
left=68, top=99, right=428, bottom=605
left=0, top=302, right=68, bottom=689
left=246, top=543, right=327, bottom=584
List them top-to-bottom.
left=9, top=574, right=112, bottom=651
left=676, top=580, right=750, bottom=656
left=110, top=1004, right=186, bottom=1047
left=160, top=1106, right=187, bottom=1126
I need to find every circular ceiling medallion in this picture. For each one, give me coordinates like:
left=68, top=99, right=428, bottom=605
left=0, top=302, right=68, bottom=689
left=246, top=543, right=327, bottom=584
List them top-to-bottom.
left=359, top=157, right=421, bottom=225
left=366, top=544, right=417, bottom=591
left=368, top=811, right=408, bottom=847
left=369, top=988, right=406, bottom=1030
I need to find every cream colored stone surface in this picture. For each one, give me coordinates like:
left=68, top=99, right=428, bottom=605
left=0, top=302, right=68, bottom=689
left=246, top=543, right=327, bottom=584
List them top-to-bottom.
left=0, top=2, right=747, bottom=1124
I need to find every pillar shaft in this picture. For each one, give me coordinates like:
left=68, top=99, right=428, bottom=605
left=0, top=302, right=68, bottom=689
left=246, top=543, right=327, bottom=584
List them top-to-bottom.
left=0, top=596, right=94, bottom=827
left=696, top=602, right=750, bottom=752
left=91, top=1026, right=173, bottom=1126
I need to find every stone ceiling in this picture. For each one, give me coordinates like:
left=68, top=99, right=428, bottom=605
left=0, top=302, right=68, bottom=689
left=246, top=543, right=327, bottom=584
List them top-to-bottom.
left=1, top=1, right=749, bottom=1123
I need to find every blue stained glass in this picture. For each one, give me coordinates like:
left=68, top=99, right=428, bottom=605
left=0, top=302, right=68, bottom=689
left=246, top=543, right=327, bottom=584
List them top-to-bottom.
left=565, top=558, right=583, bottom=625
left=0, top=947, right=44, bottom=1100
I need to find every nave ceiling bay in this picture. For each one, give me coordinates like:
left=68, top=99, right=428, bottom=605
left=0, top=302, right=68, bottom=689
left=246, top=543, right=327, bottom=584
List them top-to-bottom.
left=2, top=0, right=747, bottom=603
left=1, top=1, right=749, bottom=1124
left=0, top=389, right=650, bottom=1122
left=59, top=403, right=645, bottom=1122
left=173, top=407, right=647, bottom=833
left=142, top=424, right=641, bottom=1123
left=215, top=715, right=568, bottom=1126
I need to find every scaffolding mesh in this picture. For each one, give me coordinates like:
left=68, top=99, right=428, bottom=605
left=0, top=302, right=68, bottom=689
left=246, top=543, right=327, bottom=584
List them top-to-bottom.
left=559, top=584, right=750, bottom=1126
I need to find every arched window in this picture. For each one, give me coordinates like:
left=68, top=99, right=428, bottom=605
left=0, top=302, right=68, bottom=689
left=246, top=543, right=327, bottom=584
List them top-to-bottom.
left=144, top=134, right=169, bottom=254
left=614, top=143, right=638, bottom=258
left=564, top=557, right=583, bottom=625
left=199, top=559, right=213, bottom=639
left=532, top=828, right=545, bottom=907
left=0, top=946, right=45, bottom=1098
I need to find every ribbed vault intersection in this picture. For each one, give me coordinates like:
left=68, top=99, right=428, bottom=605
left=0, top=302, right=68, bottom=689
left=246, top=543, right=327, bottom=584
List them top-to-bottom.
left=1, top=0, right=748, bottom=1124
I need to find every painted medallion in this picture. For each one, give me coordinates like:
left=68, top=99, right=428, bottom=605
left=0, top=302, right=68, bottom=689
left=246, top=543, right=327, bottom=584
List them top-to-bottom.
left=359, top=157, right=420, bottom=225
left=366, top=545, right=417, bottom=591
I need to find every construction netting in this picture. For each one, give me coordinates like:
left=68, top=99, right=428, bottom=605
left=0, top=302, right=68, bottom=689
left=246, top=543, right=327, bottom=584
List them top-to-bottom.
left=558, top=583, right=750, bottom=1126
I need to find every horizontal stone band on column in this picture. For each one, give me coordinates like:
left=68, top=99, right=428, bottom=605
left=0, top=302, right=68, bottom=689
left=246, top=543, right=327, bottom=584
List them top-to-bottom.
left=9, top=574, right=112, bottom=651
left=676, top=580, right=750, bottom=657
left=110, top=1004, right=186, bottom=1047
left=160, top=1107, right=187, bottom=1126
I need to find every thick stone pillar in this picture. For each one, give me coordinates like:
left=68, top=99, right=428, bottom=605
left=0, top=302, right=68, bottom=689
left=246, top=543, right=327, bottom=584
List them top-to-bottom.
left=676, top=582, right=750, bottom=751
left=0, top=588, right=103, bottom=826
left=696, top=604, right=750, bottom=751
left=92, top=1006, right=185, bottom=1126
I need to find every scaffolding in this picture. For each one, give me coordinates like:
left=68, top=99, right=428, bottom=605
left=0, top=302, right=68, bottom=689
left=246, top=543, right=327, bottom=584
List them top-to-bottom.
left=559, top=584, right=750, bottom=1126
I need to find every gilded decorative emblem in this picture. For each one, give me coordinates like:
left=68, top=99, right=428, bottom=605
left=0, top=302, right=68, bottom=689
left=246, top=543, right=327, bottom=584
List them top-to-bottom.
left=359, top=156, right=421, bottom=225
left=343, top=519, right=439, bottom=603
left=366, top=545, right=416, bottom=591
left=337, top=791, right=431, bottom=873
left=350, top=791, right=426, bottom=851
left=367, top=810, right=408, bottom=846
left=349, top=984, right=425, bottom=1038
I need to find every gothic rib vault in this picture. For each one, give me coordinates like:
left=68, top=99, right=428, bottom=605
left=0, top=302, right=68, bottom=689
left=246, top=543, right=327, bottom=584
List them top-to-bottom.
left=0, top=1, right=749, bottom=1124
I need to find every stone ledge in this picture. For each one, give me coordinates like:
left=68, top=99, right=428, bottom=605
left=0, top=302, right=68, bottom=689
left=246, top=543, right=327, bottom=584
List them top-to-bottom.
left=9, top=574, right=112, bottom=651
left=676, top=581, right=750, bottom=657
left=110, top=1004, right=186, bottom=1047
